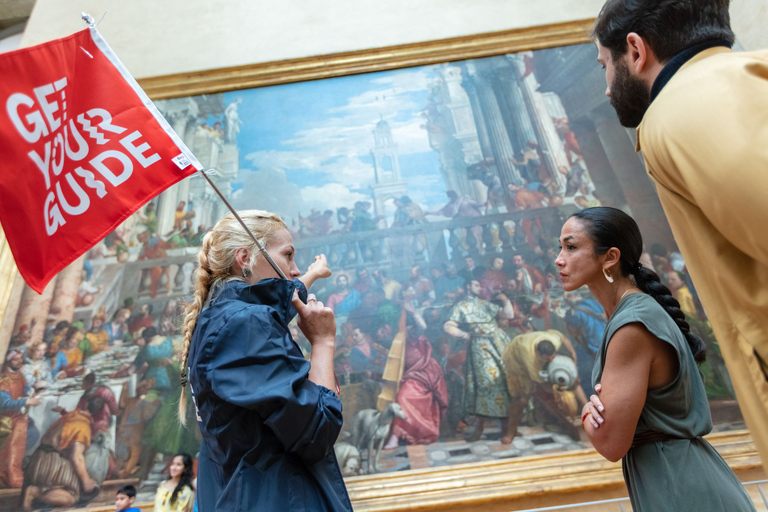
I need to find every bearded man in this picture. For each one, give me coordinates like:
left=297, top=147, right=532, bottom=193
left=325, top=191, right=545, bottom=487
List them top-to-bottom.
left=593, top=0, right=768, bottom=465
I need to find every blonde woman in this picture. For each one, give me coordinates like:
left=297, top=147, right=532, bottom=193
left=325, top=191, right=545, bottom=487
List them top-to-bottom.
left=178, top=210, right=352, bottom=511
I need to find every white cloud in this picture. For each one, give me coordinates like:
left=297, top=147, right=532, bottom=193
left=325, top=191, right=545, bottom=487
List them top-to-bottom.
left=243, top=66, right=439, bottom=191
left=391, top=117, right=432, bottom=155
left=245, top=149, right=321, bottom=171
left=232, top=167, right=305, bottom=219
left=300, top=183, right=370, bottom=213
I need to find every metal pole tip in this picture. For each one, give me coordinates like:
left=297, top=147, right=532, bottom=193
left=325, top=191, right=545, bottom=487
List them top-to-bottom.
left=81, top=12, right=95, bottom=26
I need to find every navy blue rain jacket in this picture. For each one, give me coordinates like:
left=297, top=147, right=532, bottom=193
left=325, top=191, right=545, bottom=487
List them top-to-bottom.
left=187, top=278, right=352, bottom=511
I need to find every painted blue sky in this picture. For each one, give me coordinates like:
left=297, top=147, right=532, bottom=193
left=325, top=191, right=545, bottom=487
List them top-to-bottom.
left=223, top=64, right=450, bottom=224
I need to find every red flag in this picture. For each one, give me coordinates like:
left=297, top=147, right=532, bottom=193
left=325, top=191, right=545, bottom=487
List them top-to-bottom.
left=0, top=27, right=202, bottom=293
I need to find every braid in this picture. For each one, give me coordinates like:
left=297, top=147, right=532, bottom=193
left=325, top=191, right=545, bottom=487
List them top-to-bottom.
left=178, top=235, right=214, bottom=425
left=632, top=266, right=707, bottom=363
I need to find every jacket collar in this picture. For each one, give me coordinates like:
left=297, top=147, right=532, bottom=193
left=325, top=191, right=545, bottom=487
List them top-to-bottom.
left=649, top=38, right=733, bottom=103
left=636, top=44, right=733, bottom=152
left=212, top=278, right=304, bottom=324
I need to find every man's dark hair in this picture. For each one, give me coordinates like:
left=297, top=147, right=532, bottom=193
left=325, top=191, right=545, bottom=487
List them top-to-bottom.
left=593, top=0, right=734, bottom=62
left=55, top=320, right=70, bottom=332
left=142, top=326, right=158, bottom=340
left=536, top=340, right=557, bottom=357
left=83, top=372, right=96, bottom=387
left=87, top=394, right=104, bottom=414
left=117, top=484, right=137, bottom=498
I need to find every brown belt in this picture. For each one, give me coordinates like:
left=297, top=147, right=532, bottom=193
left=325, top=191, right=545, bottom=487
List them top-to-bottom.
left=631, top=431, right=698, bottom=448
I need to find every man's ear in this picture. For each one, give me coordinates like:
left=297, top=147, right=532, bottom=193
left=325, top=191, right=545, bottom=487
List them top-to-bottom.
left=626, top=32, right=652, bottom=73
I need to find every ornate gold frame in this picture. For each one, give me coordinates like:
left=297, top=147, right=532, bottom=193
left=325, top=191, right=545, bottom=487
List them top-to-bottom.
left=1, top=18, right=761, bottom=511
left=137, top=19, right=596, bottom=100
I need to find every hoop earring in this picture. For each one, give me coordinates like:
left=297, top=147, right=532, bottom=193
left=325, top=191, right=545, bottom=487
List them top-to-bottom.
left=242, top=267, right=251, bottom=278
left=603, top=268, right=614, bottom=284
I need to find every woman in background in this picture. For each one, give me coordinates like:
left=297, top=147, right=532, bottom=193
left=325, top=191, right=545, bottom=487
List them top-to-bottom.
left=154, top=453, right=194, bottom=512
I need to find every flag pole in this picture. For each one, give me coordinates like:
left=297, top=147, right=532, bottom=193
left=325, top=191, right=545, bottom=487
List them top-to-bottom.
left=83, top=13, right=285, bottom=281
left=198, top=169, right=288, bottom=280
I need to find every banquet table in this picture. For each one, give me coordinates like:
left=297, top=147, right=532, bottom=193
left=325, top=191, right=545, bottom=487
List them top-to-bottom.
left=26, top=345, right=140, bottom=454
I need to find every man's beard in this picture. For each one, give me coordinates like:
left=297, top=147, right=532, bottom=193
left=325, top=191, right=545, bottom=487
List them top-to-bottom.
left=610, top=59, right=651, bottom=128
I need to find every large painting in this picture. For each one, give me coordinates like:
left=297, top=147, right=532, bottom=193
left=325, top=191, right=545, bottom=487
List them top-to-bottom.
left=0, top=27, right=746, bottom=511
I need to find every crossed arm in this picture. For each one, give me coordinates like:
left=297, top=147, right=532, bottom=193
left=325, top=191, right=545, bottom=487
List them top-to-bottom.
left=582, top=323, right=676, bottom=462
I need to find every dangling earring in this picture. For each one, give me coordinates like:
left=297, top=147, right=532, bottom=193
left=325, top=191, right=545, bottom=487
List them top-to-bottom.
left=242, top=267, right=251, bottom=278
left=603, top=268, right=614, bottom=283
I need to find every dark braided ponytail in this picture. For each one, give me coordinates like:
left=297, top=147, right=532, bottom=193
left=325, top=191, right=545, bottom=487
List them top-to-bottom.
left=571, top=207, right=706, bottom=363
left=632, top=266, right=706, bottom=363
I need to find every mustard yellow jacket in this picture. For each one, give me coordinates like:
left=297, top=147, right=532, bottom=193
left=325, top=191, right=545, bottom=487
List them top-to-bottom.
left=638, top=47, right=768, bottom=466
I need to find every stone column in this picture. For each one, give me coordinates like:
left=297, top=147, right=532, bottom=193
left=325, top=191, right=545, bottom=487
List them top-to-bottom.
left=510, top=55, right=569, bottom=193
left=439, top=65, right=484, bottom=198
left=466, top=66, right=522, bottom=188
left=496, top=70, right=537, bottom=155
left=461, top=71, right=494, bottom=161
left=156, top=98, right=199, bottom=235
left=588, top=104, right=675, bottom=247
left=568, top=117, right=627, bottom=207
left=0, top=224, right=20, bottom=352
left=50, top=255, right=86, bottom=323
left=0, top=273, right=25, bottom=362
left=12, top=276, right=58, bottom=346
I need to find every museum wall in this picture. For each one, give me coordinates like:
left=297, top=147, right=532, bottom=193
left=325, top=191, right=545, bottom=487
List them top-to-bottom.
left=19, top=0, right=768, bottom=80
left=20, top=0, right=605, bottom=78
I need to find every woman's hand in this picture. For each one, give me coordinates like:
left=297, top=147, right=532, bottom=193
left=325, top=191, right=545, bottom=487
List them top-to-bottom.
left=307, top=254, right=332, bottom=279
left=299, top=255, right=332, bottom=291
left=292, top=291, right=336, bottom=348
left=295, top=291, right=338, bottom=391
left=582, top=383, right=604, bottom=429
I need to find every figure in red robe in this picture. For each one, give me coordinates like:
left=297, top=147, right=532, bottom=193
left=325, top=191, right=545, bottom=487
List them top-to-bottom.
left=390, top=335, right=448, bottom=445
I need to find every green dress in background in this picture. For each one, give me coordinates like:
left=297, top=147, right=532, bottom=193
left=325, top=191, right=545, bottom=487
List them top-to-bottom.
left=592, top=293, right=755, bottom=512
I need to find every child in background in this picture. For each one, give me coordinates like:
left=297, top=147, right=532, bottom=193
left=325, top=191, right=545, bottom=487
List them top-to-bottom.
left=116, top=484, right=141, bottom=512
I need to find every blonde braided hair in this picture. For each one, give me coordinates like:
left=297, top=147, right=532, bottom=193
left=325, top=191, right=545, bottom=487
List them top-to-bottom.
left=178, top=209, right=287, bottom=424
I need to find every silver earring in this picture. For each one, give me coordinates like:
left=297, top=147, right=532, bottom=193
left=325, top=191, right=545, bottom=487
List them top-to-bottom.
left=242, top=268, right=251, bottom=278
left=603, top=268, right=614, bottom=283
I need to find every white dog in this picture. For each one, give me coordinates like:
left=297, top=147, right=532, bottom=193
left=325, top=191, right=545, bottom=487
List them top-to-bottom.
left=349, top=403, right=407, bottom=473
left=334, top=441, right=362, bottom=476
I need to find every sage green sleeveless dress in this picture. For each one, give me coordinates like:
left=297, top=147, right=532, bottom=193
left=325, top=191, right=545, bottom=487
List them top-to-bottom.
left=592, top=293, right=755, bottom=511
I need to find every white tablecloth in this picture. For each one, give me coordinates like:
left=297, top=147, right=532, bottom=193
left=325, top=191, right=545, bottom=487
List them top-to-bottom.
left=26, top=346, right=140, bottom=454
